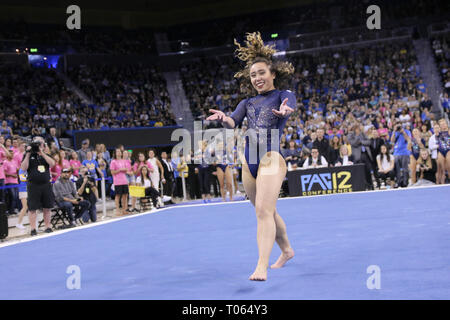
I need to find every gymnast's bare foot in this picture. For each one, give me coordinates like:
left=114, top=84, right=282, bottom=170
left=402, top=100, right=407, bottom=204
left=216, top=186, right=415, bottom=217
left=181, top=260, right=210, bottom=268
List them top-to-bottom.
left=270, top=248, right=295, bottom=269
left=249, top=265, right=268, bottom=281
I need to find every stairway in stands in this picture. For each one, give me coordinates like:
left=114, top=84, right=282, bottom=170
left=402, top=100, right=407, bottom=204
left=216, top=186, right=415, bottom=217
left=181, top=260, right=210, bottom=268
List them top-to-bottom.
left=413, top=38, right=444, bottom=118
left=163, top=71, right=194, bottom=132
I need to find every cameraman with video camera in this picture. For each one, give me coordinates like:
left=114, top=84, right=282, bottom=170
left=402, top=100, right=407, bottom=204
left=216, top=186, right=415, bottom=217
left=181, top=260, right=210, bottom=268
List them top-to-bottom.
left=390, top=120, right=412, bottom=187
left=20, top=136, right=55, bottom=236
left=76, top=166, right=98, bottom=223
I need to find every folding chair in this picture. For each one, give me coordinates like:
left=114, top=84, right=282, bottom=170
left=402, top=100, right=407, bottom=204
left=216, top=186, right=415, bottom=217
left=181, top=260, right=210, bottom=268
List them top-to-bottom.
left=129, top=186, right=154, bottom=212
left=38, top=207, right=71, bottom=229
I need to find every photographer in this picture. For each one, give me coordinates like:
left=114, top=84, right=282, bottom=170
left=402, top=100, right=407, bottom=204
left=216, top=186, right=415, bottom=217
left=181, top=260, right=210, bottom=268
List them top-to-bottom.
left=390, top=121, right=412, bottom=187
left=20, top=136, right=55, bottom=236
left=76, top=166, right=98, bottom=223
left=53, top=168, right=91, bottom=227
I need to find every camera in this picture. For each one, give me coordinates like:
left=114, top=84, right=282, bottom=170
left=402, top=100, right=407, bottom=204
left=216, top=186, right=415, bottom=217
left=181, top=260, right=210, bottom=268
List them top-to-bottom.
left=395, top=124, right=402, bottom=131
left=28, top=141, right=41, bottom=153
left=83, top=171, right=96, bottom=185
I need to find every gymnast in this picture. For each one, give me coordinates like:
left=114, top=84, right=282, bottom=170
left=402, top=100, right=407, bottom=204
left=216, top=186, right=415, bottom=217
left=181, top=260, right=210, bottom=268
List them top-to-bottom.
left=207, top=32, right=296, bottom=281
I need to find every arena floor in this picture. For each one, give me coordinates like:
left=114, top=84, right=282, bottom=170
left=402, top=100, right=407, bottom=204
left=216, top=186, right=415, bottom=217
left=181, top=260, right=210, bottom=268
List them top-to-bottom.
left=0, top=185, right=449, bottom=300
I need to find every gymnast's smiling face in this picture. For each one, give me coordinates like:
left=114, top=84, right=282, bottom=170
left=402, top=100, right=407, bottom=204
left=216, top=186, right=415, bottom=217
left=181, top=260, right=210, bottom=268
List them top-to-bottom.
left=250, top=62, right=276, bottom=94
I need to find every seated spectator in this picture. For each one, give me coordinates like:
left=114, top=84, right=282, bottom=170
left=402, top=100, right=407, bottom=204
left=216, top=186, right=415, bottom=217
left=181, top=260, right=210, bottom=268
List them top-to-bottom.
left=283, top=140, right=300, bottom=168
left=376, top=144, right=395, bottom=188
left=335, top=145, right=355, bottom=166
left=302, top=147, right=328, bottom=169
left=411, top=149, right=437, bottom=187
left=136, top=165, right=161, bottom=209
left=76, top=166, right=98, bottom=223
left=53, top=168, right=91, bottom=226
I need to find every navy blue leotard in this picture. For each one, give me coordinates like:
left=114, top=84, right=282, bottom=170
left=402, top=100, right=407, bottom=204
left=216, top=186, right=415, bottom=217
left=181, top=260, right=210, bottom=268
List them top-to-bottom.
left=230, top=89, right=296, bottom=178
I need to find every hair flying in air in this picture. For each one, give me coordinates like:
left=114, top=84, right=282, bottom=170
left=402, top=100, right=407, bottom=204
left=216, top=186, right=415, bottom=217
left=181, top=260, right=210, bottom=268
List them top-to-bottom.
left=234, top=32, right=294, bottom=95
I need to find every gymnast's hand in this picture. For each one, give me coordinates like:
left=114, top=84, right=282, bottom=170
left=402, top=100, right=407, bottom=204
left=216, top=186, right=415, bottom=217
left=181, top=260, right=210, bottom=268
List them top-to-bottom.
left=272, top=98, right=294, bottom=118
left=206, top=109, right=226, bottom=122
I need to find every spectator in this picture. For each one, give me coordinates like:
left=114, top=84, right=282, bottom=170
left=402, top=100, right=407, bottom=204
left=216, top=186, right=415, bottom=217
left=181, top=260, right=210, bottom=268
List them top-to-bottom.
left=390, top=120, right=412, bottom=187
left=0, top=121, right=12, bottom=137
left=348, top=124, right=373, bottom=189
left=46, top=127, right=60, bottom=150
left=312, top=128, right=330, bottom=163
left=408, top=128, right=426, bottom=184
left=329, top=135, right=342, bottom=166
left=77, top=139, right=91, bottom=163
left=283, top=140, right=301, bottom=169
left=334, top=144, right=355, bottom=166
left=376, top=144, right=395, bottom=188
left=302, top=147, right=328, bottom=169
left=110, top=148, right=130, bottom=216
left=60, top=149, right=71, bottom=170
left=147, top=149, right=164, bottom=192
left=411, top=149, right=437, bottom=186
left=3, top=151, right=19, bottom=215
left=69, top=151, right=82, bottom=178
left=82, top=151, right=102, bottom=180
left=160, top=151, right=175, bottom=199
left=186, top=151, right=201, bottom=200
left=50, top=152, right=63, bottom=183
left=135, top=165, right=161, bottom=209
left=76, top=166, right=98, bottom=223
left=15, top=168, right=28, bottom=230
left=53, top=168, right=91, bottom=227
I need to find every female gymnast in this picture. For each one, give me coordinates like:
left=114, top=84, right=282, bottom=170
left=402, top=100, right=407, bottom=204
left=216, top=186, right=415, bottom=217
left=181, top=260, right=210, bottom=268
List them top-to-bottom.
left=207, top=32, right=296, bottom=281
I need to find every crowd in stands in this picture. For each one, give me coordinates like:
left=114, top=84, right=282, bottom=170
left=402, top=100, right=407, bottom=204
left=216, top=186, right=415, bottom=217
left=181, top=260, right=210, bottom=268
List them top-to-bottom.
left=180, top=55, right=246, bottom=120
left=0, top=62, right=176, bottom=140
left=67, top=63, right=176, bottom=129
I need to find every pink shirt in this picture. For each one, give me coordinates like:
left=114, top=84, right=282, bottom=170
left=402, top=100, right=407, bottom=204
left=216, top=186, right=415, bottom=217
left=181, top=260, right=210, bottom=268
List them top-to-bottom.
left=378, top=128, right=388, bottom=136
left=0, top=149, right=6, bottom=163
left=13, top=151, right=24, bottom=168
left=3, top=159, right=18, bottom=184
left=62, top=159, right=71, bottom=169
left=110, top=159, right=128, bottom=186
left=69, top=160, right=82, bottom=177
left=133, top=161, right=154, bottom=175
left=0, top=163, right=5, bottom=180
left=51, top=164, right=62, bottom=182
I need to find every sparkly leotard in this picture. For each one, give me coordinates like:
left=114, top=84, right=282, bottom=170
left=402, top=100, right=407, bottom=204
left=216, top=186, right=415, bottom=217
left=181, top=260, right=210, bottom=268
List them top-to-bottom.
left=230, top=89, right=296, bottom=178
left=437, top=131, right=450, bottom=157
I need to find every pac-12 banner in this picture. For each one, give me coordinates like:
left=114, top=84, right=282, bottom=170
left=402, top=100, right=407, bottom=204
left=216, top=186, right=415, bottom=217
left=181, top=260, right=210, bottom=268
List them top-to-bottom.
left=286, top=164, right=366, bottom=197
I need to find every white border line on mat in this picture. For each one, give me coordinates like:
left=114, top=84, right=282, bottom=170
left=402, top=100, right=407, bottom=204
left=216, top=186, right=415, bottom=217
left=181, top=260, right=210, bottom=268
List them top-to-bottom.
left=1, top=184, right=448, bottom=249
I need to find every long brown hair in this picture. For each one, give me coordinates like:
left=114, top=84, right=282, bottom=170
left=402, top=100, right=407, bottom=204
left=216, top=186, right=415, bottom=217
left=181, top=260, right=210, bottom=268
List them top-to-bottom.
left=233, top=32, right=294, bottom=96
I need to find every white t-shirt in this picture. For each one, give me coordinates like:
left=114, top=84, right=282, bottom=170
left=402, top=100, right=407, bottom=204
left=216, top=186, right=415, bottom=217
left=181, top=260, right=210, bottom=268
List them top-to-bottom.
left=377, top=154, right=392, bottom=171
left=136, top=176, right=152, bottom=188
